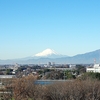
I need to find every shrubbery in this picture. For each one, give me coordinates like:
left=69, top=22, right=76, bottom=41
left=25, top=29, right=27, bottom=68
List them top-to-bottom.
left=2, top=73, right=100, bottom=100
left=13, top=76, right=100, bottom=100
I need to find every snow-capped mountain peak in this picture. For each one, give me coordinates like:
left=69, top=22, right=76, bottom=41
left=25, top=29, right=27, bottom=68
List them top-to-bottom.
left=34, top=48, right=58, bottom=57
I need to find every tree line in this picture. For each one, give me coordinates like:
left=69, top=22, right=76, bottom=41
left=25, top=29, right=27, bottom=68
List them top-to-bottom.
left=1, top=72, right=100, bottom=100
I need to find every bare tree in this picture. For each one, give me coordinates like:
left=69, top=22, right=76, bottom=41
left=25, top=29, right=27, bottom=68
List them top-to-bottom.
left=13, top=75, right=37, bottom=100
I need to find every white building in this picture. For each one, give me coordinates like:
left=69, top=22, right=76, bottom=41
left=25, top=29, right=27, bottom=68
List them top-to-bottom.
left=47, top=62, right=51, bottom=67
left=52, top=62, right=55, bottom=67
left=69, top=64, right=76, bottom=69
left=86, top=64, right=100, bottom=73
left=0, top=75, right=15, bottom=78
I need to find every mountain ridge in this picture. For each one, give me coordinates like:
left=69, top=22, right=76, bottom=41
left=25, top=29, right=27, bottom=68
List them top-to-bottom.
left=0, top=49, right=100, bottom=64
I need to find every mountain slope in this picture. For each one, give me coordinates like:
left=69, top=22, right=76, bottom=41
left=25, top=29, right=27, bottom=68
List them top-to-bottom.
left=0, top=49, right=100, bottom=64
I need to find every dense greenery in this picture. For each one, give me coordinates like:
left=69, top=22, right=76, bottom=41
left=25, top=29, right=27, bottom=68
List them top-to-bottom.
left=6, top=69, right=13, bottom=75
left=65, top=70, right=76, bottom=79
left=80, top=72, right=100, bottom=80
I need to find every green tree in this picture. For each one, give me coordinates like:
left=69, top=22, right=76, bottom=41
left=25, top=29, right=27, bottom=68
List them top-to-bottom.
left=6, top=69, right=12, bottom=75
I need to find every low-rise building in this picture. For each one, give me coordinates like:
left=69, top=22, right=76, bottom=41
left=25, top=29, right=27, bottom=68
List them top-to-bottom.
left=86, top=64, right=100, bottom=73
left=0, top=75, right=15, bottom=78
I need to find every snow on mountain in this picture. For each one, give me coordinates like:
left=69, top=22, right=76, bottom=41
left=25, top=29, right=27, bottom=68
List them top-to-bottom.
left=34, top=48, right=59, bottom=57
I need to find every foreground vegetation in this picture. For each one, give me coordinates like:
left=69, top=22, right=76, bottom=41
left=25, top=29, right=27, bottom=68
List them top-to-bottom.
left=1, top=72, right=100, bottom=100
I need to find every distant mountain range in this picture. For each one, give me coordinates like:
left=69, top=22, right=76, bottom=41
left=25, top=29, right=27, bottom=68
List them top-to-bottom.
left=0, top=49, right=100, bottom=64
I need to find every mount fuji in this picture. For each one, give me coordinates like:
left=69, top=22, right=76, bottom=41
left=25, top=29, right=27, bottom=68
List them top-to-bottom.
left=32, top=49, right=67, bottom=58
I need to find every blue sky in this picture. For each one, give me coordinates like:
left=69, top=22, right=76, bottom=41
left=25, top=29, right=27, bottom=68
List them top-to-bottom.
left=0, top=0, right=100, bottom=59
